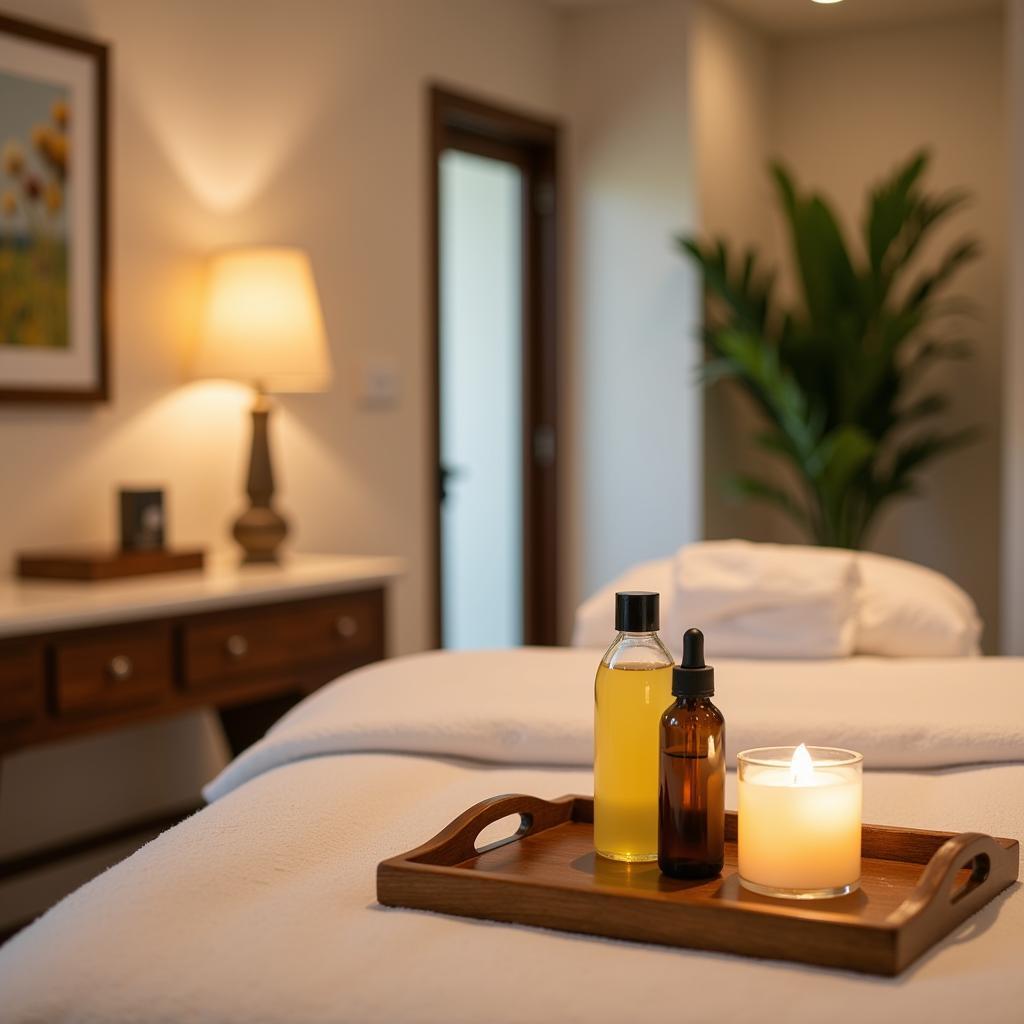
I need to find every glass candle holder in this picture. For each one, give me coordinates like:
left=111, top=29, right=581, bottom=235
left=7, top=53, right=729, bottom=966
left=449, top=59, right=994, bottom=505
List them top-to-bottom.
left=737, top=745, right=863, bottom=900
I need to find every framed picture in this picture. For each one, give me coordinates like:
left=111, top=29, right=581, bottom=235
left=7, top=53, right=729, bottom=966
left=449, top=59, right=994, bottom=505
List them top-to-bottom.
left=0, top=13, right=107, bottom=402
left=119, top=488, right=166, bottom=552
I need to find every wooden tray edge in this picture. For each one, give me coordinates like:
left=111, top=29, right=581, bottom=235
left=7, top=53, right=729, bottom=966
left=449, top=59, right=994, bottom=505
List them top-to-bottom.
left=376, top=793, right=1020, bottom=976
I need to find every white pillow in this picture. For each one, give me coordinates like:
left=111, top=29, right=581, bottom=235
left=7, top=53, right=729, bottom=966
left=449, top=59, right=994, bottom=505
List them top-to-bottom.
left=571, top=542, right=983, bottom=660
left=855, top=551, right=982, bottom=656
left=571, top=557, right=675, bottom=652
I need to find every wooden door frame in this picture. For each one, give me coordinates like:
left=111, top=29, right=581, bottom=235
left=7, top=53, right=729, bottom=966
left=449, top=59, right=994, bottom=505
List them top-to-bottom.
left=428, top=85, right=561, bottom=648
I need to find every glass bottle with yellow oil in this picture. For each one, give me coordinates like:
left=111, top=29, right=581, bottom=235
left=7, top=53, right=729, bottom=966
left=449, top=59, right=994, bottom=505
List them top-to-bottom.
left=593, top=591, right=674, bottom=861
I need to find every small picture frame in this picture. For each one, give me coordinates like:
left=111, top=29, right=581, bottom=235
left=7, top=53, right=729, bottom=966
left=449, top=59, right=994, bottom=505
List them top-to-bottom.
left=119, top=488, right=165, bottom=552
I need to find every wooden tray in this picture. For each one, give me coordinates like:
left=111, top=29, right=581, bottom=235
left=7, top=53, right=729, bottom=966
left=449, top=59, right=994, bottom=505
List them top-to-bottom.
left=377, top=794, right=1019, bottom=976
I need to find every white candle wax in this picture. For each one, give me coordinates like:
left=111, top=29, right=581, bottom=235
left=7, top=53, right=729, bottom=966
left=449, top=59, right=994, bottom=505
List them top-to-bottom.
left=738, top=745, right=862, bottom=896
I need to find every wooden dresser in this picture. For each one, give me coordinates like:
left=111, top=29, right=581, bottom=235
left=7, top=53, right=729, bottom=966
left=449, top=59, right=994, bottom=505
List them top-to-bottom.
left=0, top=553, right=403, bottom=760
left=0, top=554, right=402, bottom=929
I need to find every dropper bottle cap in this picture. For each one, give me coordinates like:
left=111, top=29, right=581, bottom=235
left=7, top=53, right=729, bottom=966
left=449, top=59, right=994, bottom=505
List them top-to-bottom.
left=672, top=628, right=715, bottom=697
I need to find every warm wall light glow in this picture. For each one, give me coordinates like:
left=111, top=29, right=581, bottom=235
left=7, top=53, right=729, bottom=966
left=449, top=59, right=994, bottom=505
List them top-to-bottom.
left=811, top=0, right=844, bottom=4
left=126, top=65, right=328, bottom=215
left=193, top=247, right=332, bottom=393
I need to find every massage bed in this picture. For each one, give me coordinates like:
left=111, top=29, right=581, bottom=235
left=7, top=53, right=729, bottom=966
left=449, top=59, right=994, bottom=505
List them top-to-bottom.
left=0, top=646, right=1021, bottom=1023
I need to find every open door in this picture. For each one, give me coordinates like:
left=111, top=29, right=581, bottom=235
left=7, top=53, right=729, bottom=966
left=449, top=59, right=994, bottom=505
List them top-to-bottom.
left=429, top=87, right=560, bottom=648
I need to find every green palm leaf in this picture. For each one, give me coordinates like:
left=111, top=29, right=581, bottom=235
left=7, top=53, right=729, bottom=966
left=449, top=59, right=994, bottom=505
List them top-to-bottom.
left=678, top=150, right=978, bottom=548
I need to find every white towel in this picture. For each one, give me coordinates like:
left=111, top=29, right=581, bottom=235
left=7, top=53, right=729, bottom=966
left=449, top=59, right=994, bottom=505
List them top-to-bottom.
left=669, top=540, right=859, bottom=658
left=572, top=541, right=982, bottom=658
left=205, top=647, right=1024, bottom=802
left=3, top=648, right=1024, bottom=1024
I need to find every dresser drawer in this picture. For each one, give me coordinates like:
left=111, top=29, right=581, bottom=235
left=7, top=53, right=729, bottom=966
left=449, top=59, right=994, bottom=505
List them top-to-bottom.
left=181, top=591, right=382, bottom=690
left=289, top=592, right=381, bottom=662
left=54, top=624, right=173, bottom=716
left=0, top=640, right=44, bottom=726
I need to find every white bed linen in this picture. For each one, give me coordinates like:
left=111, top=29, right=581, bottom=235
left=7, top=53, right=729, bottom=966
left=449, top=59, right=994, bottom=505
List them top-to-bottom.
left=207, top=649, right=1024, bottom=800
left=0, top=650, right=1021, bottom=1024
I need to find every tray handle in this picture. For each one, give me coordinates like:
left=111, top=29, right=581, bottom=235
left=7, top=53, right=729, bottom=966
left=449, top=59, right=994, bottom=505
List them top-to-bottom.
left=407, top=793, right=577, bottom=865
left=890, top=831, right=1018, bottom=931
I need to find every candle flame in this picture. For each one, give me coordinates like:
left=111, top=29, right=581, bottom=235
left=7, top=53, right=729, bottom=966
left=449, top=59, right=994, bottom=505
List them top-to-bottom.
left=790, top=743, right=815, bottom=786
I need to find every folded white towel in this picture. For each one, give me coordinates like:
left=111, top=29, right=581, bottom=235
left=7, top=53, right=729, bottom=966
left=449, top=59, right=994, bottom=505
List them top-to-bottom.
left=669, top=540, right=859, bottom=658
left=572, top=541, right=982, bottom=659
left=573, top=541, right=859, bottom=658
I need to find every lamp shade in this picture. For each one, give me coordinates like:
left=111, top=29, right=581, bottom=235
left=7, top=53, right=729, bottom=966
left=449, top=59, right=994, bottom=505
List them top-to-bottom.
left=193, top=246, right=332, bottom=392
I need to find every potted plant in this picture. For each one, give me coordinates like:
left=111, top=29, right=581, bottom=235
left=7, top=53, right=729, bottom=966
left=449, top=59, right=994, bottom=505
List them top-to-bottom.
left=680, top=150, right=978, bottom=549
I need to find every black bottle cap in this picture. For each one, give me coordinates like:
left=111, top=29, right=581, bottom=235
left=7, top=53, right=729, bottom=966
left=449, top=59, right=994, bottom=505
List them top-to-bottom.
left=614, top=591, right=659, bottom=632
left=673, top=627, right=715, bottom=697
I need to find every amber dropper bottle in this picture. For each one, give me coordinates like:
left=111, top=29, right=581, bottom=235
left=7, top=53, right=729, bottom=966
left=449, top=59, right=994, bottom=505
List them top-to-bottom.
left=658, top=628, right=725, bottom=879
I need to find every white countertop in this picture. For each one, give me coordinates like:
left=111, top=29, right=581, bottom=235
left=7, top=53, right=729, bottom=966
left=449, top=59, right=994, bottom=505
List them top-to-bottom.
left=0, top=553, right=405, bottom=639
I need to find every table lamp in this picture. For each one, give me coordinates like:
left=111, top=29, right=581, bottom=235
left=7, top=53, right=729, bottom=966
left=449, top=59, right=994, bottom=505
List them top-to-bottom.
left=193, top=246, right=332, bottom=563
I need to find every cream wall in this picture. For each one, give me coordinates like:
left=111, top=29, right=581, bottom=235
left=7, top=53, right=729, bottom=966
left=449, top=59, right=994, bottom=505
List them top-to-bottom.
left=0, top=0, right=565, bottom=923
left=0, top=0, right=565, bottom=658
left=2, top=0, right=711, bottom=919
left=560, top=0, right=704, bottom=631
left=1007, top=0, right=1024, bottom=655
left=690, top=2, right=797, bottom=545
left=693, top=3, right=1008, bottom=651
left=774, top=13, right=1007, bottom=653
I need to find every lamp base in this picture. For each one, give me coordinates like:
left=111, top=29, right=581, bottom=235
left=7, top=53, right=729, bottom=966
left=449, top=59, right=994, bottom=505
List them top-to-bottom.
left=233, top=389, right=289, bottom=564
left=232, top=505, right=288, bottom=564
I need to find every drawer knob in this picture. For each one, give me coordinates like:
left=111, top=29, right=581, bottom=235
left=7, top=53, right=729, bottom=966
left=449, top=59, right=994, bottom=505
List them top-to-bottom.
left=335, top=615, right=358, bottom=639
left=225, top=634, right=249, bottom=659
left=108, top=655, right=134, bottom=682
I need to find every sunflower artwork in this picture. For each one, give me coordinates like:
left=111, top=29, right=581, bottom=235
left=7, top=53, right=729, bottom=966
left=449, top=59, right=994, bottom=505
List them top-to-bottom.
left=0, top=14, right=106, bottom=401
left=0, top=74, right=70, bottom=350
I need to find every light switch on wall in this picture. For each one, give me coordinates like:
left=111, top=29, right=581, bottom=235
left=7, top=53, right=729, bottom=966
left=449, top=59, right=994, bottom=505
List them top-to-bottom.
left=355, top=354, right=401, bottom=408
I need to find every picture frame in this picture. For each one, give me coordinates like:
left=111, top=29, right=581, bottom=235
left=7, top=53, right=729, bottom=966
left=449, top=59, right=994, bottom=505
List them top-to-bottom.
left=0, top=12, right=108, bottom=402
left=119, top=487, right=166, bottom=552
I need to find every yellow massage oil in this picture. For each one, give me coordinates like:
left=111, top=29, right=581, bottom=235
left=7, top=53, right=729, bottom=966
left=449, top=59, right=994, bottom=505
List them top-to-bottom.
left=593, top=591, right=674, bottom=862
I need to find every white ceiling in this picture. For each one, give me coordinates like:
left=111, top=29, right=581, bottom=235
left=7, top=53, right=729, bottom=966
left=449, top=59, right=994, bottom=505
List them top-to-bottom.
left=549, top=0, right=1004, bottom=35
left=714, top=0, right=1002, bottom=34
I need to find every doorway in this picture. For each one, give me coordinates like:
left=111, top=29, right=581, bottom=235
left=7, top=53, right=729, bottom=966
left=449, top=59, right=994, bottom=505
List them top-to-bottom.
left=429, top=87, right=560, bottom=649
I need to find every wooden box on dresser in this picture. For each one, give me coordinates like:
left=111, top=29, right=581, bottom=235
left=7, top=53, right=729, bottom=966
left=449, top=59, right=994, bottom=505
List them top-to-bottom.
left=0, top=554, right=403, bottom=885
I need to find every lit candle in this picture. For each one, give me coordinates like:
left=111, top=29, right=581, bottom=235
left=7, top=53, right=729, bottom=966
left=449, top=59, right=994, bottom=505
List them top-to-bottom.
left=737, top=745, right=862, bottom=899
